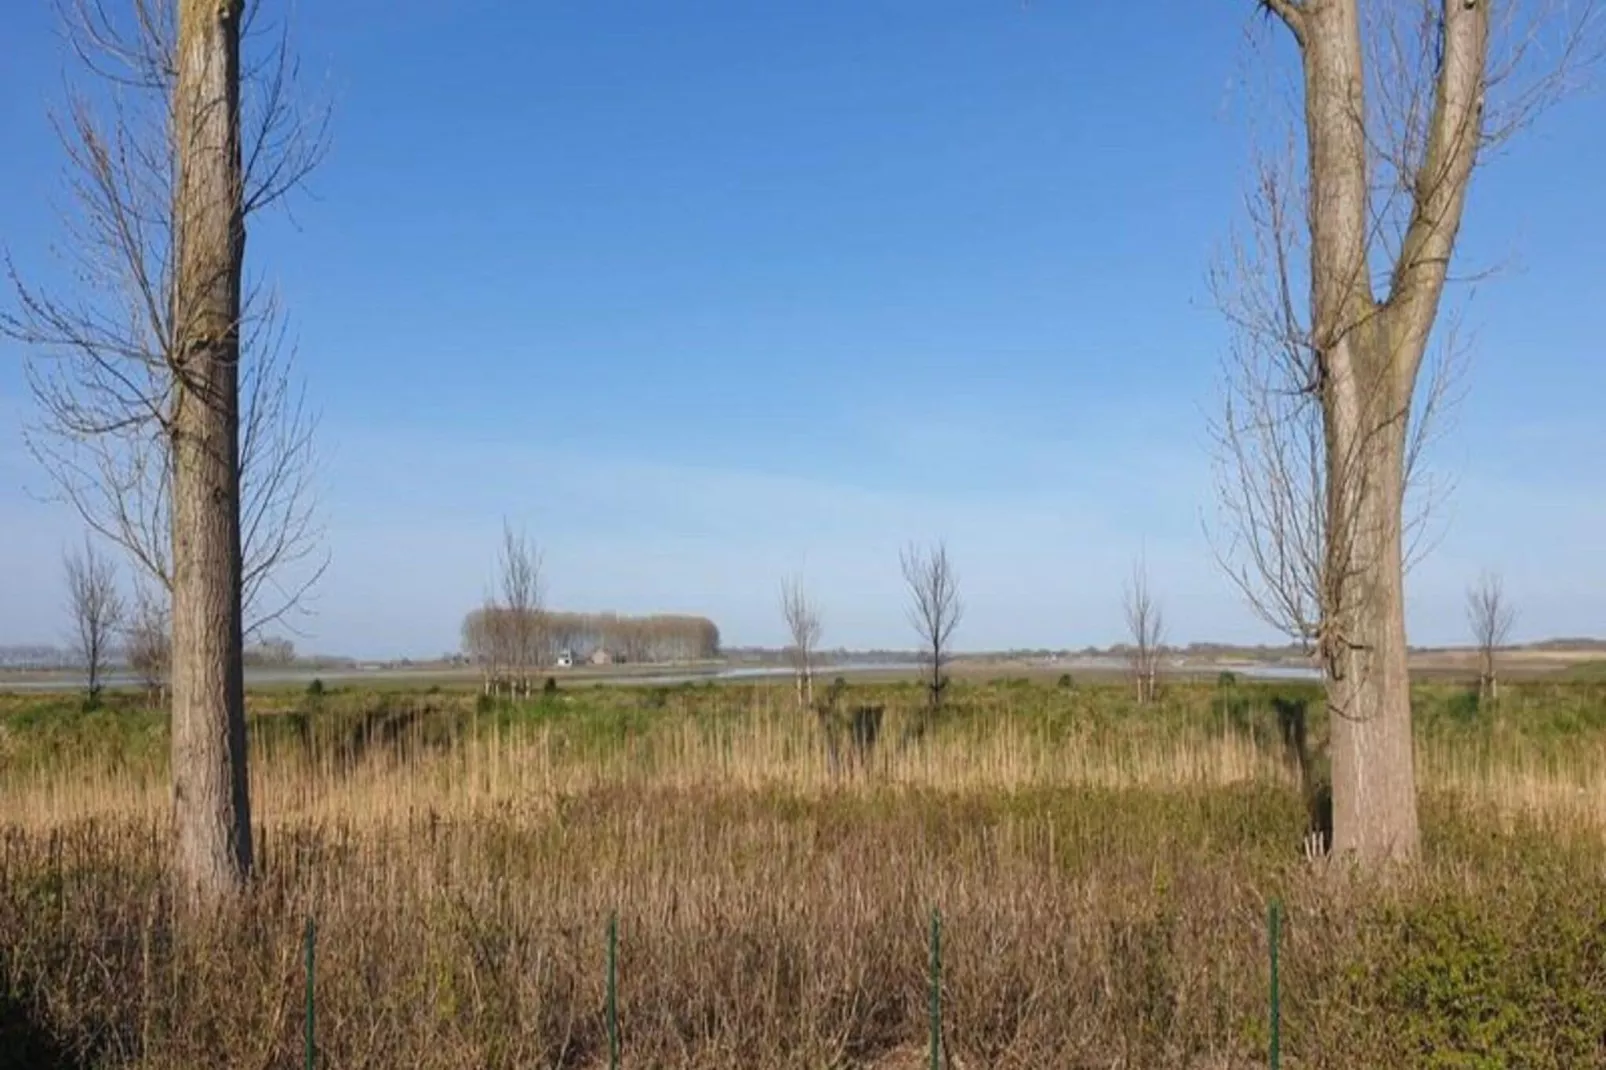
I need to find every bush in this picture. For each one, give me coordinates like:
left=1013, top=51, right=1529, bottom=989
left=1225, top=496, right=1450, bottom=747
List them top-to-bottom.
left=1217, top=671, right=1239, bottom=689
left=1057, top=673, right=1075, bottom=690
left=306, top=678, right=325, bottom=698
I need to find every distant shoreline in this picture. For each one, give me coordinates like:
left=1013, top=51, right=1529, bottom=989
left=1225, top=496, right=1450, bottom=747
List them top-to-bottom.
left=4, top=642, right=1603, bottom=693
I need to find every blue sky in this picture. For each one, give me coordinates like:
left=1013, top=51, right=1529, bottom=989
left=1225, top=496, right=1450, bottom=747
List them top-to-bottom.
left=1, top=2, right=1602, bottom=658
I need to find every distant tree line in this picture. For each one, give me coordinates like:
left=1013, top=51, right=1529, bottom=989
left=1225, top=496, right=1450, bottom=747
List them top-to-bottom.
left=461, top=607, right=720, bottom=695
left=548, top=612, right=720, bottom=665
left=243, top=637, right=297, bottom=669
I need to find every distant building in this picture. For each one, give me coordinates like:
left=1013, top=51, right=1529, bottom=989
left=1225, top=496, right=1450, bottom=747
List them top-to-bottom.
left=589, top=648, right=614, bottom=667
left=556, top=649, right=575, bottom=669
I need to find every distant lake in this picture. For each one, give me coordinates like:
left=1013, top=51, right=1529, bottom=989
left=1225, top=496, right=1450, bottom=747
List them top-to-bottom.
left=0, top=658, right=1321, bottom=694
left=1210, top=662, right=1323, bottom=681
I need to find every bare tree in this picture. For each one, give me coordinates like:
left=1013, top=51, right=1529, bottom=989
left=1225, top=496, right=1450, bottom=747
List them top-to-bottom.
left=3, top=0, right=327, bottom=902
left=6, top=0, right=328, bottom=900
left=1212, top=0, right=1599, bottom=864
left=3, top=2, right=328, bottom=642
left=496, top=520, right=545, bottom=699
left=64, top=536, right=125, bottom=707
left=901, top=541, right=962, bottom=713
left=1123, top=555, right=1164, bottom=705
left=1466, top=571, right=1515, bottom=705
left=780, top=574, right=823, bottom=711
left=125, top=583, right=171, bottom=706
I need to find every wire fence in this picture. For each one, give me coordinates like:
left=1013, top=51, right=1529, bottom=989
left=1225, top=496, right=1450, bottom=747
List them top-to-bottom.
left=294, top=899, right=1290, bottom=1070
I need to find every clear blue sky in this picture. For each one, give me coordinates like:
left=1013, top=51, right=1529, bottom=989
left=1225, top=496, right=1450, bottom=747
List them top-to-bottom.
left=2, top=2, right=1602, bottom=658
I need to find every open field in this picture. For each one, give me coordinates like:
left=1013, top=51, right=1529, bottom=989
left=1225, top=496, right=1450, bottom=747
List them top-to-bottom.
left=7, top=676, right=1606, bottom=1067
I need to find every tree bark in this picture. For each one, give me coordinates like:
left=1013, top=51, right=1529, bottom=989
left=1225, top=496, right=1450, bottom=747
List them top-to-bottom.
left=170, top=0, right=252, bottom=903
left=1323, top=328, right=1419, bottom=862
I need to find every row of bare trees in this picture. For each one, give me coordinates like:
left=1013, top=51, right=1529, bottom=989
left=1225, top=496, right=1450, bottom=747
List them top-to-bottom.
left=460, top=523, right=721, bottom=695
left=62, top=535, right=304, bottom=708
left=62, top=536, right=174, bottom=708
left=781, top=537, right=1516, bottom=723
left=780, top=542, right=966, bottom=717
left=784, top=542, right=1156, bottom=712
left=786, top=544, right=1169, bottom=714
left=462, top=602, right=724, bottom=690
left=546, top=613, right=722, bottom=664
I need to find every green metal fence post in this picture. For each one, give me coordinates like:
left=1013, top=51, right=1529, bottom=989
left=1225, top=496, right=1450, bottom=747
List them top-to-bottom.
left=1269, top=899, right=1281, bottom=1070
left=929, top=908, right=943, bottom=1070
left=608, top=911, right=620, bottom=1070
left=304, top=915, right=316, bottom=1070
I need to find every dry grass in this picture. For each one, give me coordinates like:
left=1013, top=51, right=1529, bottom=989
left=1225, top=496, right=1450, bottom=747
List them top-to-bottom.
left=5, top=679, right=1606, bottom=1068
left=7, top=679, right=1606, bottom=835
left=0, top=705, right=1288, bottom=832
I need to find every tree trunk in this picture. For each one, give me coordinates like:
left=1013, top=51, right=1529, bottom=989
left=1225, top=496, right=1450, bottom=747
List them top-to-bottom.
left=170, top=0, right=252, bottom=904
left=1265, top=0, right=1487, bottom=867
left=1322, top=332, right=1420, bottom=863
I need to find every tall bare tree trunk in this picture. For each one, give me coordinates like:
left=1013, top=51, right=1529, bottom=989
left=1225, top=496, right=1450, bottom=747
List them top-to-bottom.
left=170, top=0, right=252, bottom=902
left=1293, top=0, right=1487, bottom=863
left=1324, top=343, right=1418, bottom=861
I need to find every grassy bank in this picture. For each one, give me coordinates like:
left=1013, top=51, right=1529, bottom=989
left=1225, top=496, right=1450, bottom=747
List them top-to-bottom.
left=4, top=678, right=1606, bottom=1067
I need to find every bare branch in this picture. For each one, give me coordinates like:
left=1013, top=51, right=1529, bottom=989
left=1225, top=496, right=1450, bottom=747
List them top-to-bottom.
left=4, top=0, right=330, bottom=637
left=1262, top=0, right=1308, bottom=45
left=1385, top=0, right=1490, bottom=390
left=1208, top=86, right=1464, bottom=657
